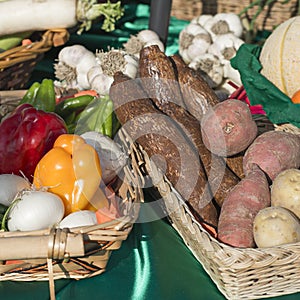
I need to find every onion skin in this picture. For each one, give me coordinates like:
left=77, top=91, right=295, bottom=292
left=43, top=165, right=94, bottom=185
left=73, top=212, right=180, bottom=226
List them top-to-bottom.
left=0, top=174, right=30, bottom=206
left=7, top=190, right=65, bottom=232
left=59, top=210, right=97, bottom=228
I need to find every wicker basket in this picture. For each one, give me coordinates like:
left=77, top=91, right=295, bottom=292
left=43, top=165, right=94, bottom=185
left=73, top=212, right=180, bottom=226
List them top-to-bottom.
left=171, top=0, right=299, bottom=31
left=0, top=29, right=69, bottom=90
left=0, top=92, right=143, bottom=299
left=126, top=121, right=300, bottom=300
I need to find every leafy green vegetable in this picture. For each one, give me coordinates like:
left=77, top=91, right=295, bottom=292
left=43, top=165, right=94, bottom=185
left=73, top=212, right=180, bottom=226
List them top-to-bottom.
left=231, top=43, right=300, bottom=128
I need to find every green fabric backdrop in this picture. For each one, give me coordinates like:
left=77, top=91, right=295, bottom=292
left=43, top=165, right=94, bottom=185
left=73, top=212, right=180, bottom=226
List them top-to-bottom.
left=3, top=2, right=299, bottom=299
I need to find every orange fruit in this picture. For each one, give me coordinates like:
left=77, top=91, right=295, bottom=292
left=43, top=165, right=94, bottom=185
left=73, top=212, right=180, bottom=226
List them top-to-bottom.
left=291, top=89, right=300, bottom=104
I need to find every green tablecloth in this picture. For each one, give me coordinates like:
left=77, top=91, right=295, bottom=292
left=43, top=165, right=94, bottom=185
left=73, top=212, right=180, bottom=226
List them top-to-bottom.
left=3, top=2, right=299, bottom=299
left=1, top=191, right=299, bottom=300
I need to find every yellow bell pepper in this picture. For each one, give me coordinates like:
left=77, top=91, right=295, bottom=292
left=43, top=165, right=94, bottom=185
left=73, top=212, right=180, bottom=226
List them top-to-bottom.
left=33, top=134, right=108, bottom=216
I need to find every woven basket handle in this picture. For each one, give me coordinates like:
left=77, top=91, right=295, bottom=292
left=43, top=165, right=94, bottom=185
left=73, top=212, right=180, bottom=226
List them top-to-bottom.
left=0, top=28, right=69, bottom=69
left=42, top=28, right=70, bottom=47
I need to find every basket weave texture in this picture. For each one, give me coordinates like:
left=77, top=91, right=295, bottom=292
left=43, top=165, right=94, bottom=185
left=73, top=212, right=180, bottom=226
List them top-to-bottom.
left=171, top=0, right=299, bottom=31
left=0, top=29, right=69, bottom=90
left=0, top=93, right=143, bottom=286
left=129, top=123, right=300, bottom=300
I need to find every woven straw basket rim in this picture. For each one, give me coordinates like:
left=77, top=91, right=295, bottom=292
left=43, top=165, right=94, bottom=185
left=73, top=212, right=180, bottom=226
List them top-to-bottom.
left=0, top=29, right=69, bottom=70
left=0, top=29, right=69, bottom=91
left=0, top=93, right=144, bottom=299
left=131, top=121, right=300, bottom=300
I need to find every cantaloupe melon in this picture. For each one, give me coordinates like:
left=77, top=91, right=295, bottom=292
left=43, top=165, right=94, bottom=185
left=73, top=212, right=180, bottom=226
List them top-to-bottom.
left=260, top=16, right=300, bottom=98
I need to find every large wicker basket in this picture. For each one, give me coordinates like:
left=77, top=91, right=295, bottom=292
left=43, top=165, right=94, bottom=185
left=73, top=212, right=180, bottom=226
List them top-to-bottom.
left=171, top=0, right=299, bottom=31
left=0, top=29, right=69, bottom=90
left=0, top=92, right=143, bottom=299
left=127, top=122, right=300, bottom=300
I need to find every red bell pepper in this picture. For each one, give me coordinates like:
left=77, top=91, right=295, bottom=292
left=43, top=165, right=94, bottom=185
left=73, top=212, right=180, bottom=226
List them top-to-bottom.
left=0, top=104, right=67, bottom=181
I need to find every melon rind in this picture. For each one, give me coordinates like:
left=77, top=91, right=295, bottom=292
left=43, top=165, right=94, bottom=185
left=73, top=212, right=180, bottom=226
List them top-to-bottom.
left=260, top=17, right=297, bottom=97
left=282, top=17, right=300, bottom=97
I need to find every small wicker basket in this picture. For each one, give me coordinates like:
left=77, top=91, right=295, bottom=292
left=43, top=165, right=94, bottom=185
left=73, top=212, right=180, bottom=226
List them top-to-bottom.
left=171, top=0, right=299, bottom=31
left=0, top=29, right=69, bottom=90
left=0, top=92, right=143, bottom=299
left=127, top=121, right=300, bottom=300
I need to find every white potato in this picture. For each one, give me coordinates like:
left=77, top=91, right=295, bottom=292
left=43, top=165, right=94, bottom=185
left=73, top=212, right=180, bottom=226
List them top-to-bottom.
left=271, top=168, right=300, bottom=218
left=253, top=206, right=300, bottom=248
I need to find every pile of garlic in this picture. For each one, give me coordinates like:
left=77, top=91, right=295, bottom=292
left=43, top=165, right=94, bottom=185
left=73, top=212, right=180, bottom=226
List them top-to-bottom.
left=179, top=13, right=245, bottom=95
left=54, top=29, right=163, bottom=95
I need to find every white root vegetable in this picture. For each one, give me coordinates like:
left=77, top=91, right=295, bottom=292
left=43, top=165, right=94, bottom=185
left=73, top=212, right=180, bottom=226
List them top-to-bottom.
left=0, top=0, right=124, bottom=36
left=0, top=0, right=76, bottom=36
left=81, top=131, right=128, bottom=184
left=271, top=168, right=300, bottom=218
left=0, top=174, right=30, bottom=206
left=7, top=190, right=65, bottom=231
left=253, top=206, right=300, bottom=248
left=59, top=210, right=97, bottom=228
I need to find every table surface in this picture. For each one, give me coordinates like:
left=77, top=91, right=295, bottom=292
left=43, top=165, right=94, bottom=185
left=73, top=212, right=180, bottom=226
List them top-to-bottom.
left=1, top=2, right=300, bottom=299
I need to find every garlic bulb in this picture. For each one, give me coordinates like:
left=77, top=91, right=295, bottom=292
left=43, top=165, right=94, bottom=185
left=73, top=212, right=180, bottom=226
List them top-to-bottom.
left=177, top=12, right=245, bottom=95
left=203, top=13, right=244, bottom=41
left=191, top=14, right=213, bottom=27
left=179, top=23, right=212, bottom=64
left=123, top=29, right=164, bottom=58
left=208, top=33, right=244, bottom=61
left=55, top=44, right=98, bottom=90
left=88, top=49, right=138, bottom=95
left=96, top=49, right=138, bottom=79
left=189, top=53, right=224, bottom=88
left=223, top=60, right=242, bottom=86
left=89, top=72, right=114, bottom=95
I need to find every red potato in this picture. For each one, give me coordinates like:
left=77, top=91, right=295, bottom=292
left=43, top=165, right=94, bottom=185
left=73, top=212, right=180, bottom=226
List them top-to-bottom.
left=201, top=99, right=258, bottom=157
left=243, top=130, right=300, bottom=181
left=218, top=165, right=271, bottom=248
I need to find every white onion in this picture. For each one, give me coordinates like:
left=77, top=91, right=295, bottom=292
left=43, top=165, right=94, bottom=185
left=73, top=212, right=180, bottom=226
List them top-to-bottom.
left=81, top=131, right=128, bottom=184
left=0, top=174, right=30, bottom=206
left=7, top=190, right=65, bottom=231
left=59, top=210, right=97, bottom=228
